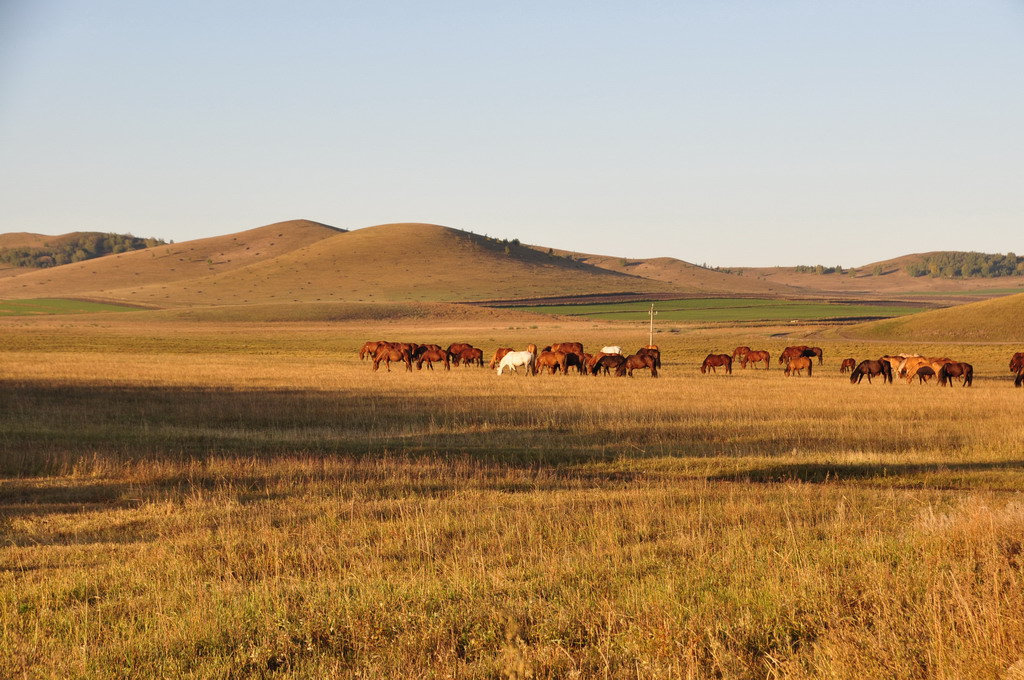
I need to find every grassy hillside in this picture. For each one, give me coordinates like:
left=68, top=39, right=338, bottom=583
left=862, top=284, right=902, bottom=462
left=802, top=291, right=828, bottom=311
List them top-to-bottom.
left=0, top=220, right=343, bottom=302
left=84, top=223, right=680, bottom=306
left=534, top=247, right=801, bottom=296
left=741, top=253, right=1024, bottom=299
left=843, top=291, right=1024, bottom=342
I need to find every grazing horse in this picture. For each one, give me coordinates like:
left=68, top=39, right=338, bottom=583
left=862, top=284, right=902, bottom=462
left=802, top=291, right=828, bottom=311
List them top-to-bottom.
left=359, top=340, right=388, bottom=360
left=447, top=343, right=474, bottom=363
left=412, top=344, right=442, bottom=360
left=372, top=345, right=412, bottom=372
left=600, top=346, right=622, bottom=355
left=636, top=346, right=661, bottom=369
left=732, top=346, right=751, bottom=361
left=779, top=346, right=809, bottom=365
left=455, top=347, right=484, bottom=367
left=489, top=347, right=513, bottom=370
left=801, top=347, right=824, bottom=364
left=415, top=348, right=450, bottom=371
left=496, top=350, right=536, bottom=376
left=740, top=350, right=770, bottom=370
left=534, top=351, right=564, bottom=375
left=562, top=351, right=587, bottom=375
left=1010, top=352, right=1024, bottom=374
left=592, top=354, right=627, bottom=375
left=615, top=354, right=658, bottom=377
left=700, top=354, right=732, bottom=374
left=784, top=357, right=813, bottom=377
left=903, top=357, right=952, bottom=384
left=840, top=358, right=856, bottom=374
left=849, top=360, right=892, bottom=384
left=939, top=362, right=973, bottom=387
left=912, top=365, right=936, bottom=384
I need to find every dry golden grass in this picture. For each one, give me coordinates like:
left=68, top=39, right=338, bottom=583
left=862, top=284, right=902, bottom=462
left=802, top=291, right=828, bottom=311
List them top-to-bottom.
left=843, top=292, right=1024, bottom=342
left=2, top=317, right=1024, bottom=678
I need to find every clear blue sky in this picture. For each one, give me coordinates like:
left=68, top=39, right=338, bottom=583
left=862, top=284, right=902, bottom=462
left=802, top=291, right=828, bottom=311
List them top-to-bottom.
left=2, top=1, right=1022, bottom=267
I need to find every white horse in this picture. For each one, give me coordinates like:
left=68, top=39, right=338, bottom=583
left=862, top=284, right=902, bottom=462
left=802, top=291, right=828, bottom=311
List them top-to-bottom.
left=600, top=346, right=622, bottom=355
left=497, top=350, right=535, bottom=376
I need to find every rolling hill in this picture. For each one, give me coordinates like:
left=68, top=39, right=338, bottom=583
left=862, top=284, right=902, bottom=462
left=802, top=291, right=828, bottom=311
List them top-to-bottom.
left=0, top=219, right=344, bottom=302
left=99, top=223, right=683, bottom=306
left=535, top=247, right=802, bottom=296
left=740, top=252, right=1024, bottom=298
left=842, top=292, right=1024, bottom=342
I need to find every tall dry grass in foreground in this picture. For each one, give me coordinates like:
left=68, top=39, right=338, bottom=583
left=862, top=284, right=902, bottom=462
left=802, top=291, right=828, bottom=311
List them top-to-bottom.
left=1, top=320, right=1023, bottom=678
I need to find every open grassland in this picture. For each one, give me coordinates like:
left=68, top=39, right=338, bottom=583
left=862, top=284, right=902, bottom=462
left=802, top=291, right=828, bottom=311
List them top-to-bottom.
left=515, top=298, right=926, bottom=323
left=2, top=318, right=1024, bottom=678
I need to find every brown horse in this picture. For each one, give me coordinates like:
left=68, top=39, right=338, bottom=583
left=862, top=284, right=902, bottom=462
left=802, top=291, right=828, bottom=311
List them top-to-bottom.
left=359, top=340, right=388, bottom=360
left=550, top=342, right=584, bottom=356
left=446, top=343, right=474, bottom=363
left=412, top=344, right=442, bottom=360
left=372, top=345, right=412, bottom=372
left=636, top=346, right=661, bottom=369
left=732, top=346, right=751, bottom=361
left=779, top=346, right=809, bottom=365
left=454, top=347, right=484, bottom=367
left=489, top=347, right=513, bottom=370
left=415, top=348, right=450, bottom=370
left=535, top=350, right=565, bottom=375
left=740, top=350, right=770, bottom=370
left=562, top=351, right=587, bottom=375
left=1010, top=352, right=1024, bottom=374
left=592, top=354, right=627, bottom=375
left=615, top=354, right=658, bottom=377
left=700, top=354, right=732, bottom=374
left=784, top=356, right=813, bottom=377
left=903, top=357, right=952, bottom=384
left=840, top=358, right=856, bottom=373
left=849, top=360, right=891, bottom=384
left=938, top=362, right=973, bottom=387
left=912, top=365, right=935, bottom=384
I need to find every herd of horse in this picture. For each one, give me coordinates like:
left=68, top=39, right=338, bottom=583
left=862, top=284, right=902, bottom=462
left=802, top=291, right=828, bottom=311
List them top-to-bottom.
left=359, top=340, right=662, bottom=378
left=360, top=340, right=1024, bottom=387
left=841, top=354, right=976, bottom=387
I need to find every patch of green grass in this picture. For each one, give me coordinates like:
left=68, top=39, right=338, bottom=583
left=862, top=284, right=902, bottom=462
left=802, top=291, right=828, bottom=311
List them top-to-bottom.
left=0, top=298, right=139, bottom=316
left=515, top=298, right=924, bottom=322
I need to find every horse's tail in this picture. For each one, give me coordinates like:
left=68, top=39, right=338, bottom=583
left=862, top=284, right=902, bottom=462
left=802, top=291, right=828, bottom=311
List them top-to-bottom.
left=726, top=356, right=732, bottom=374
left=807, top=361, right=812, bottom=377
left=965, top=365, right=973, bottom=387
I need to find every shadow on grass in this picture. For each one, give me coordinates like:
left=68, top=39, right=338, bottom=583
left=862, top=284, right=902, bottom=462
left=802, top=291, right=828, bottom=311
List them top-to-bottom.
left=709, top=460, right=1024, bottom=488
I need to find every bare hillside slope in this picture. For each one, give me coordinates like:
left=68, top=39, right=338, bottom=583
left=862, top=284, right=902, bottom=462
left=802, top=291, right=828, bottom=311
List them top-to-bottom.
left=0, top=220, right=344, bottom=301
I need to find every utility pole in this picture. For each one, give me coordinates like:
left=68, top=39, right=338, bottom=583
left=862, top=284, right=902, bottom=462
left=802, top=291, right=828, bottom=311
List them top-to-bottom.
left=648, top=303, right=657, bottom=346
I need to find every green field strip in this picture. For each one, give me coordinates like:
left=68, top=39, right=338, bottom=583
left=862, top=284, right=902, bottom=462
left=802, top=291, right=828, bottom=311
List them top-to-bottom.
left=0, top=298, right=140, bottom=316
left=516, top=298, right=923, bottom=322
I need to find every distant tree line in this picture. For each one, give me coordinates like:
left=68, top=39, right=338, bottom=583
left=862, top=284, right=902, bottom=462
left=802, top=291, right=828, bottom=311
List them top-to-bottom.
left=0, top=232, right=166, bottom=268
left=903, top=252, right=1024, bottom=278
left=793, top=264, right=847, bottom=275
